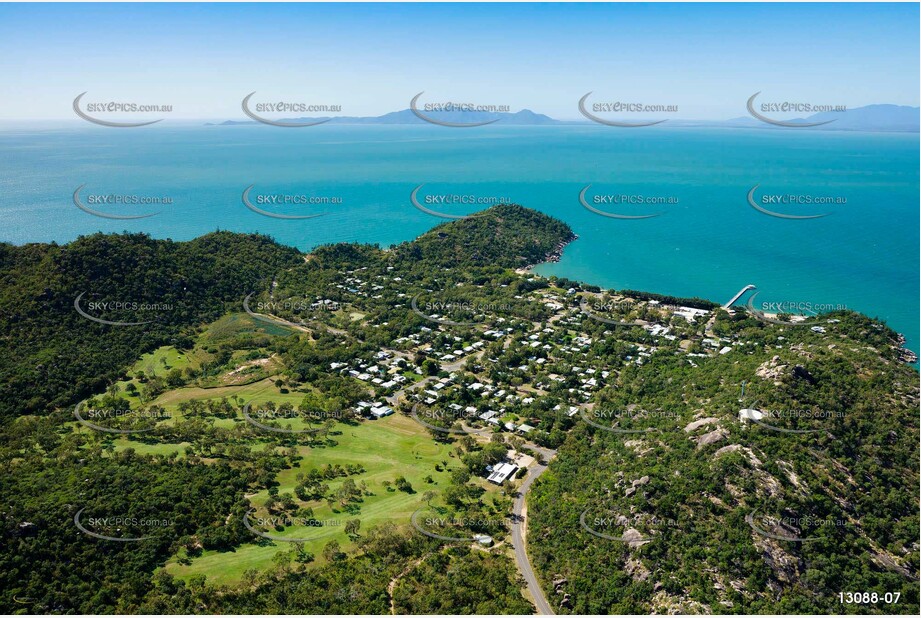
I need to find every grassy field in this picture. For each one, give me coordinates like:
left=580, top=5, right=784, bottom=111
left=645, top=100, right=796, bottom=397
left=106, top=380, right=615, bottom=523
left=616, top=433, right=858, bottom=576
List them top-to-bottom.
left=71, top=312, right=488, bottom=587
left=106, top=312, right=294, bottom=398
left=201, top=312, right=294, bottom=342
left=104, top=345, right=203, bottom=398
left=148, top=377, right=302, bottom=413
left=162, top=413, right=466, bottom=586
left=108, top=439, right=192, bottom=457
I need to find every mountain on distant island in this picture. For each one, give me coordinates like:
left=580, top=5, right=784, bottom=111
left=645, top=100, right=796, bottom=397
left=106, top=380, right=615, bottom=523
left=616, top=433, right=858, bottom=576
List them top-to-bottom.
left=207, top=103, right=919, bottom=131
left=727, top=103, right=919, bottom=132
left=207, top=108, right=563, bottom=126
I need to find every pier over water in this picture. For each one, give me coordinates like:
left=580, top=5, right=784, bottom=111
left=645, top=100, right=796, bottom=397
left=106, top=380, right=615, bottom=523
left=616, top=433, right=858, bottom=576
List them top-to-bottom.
left=724, top=284, right=756, bottom=309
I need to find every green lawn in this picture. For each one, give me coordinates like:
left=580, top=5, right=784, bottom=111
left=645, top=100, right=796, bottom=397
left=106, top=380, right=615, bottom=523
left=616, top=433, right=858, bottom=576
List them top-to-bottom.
left=70, top=312, right=481, bottom=587
left=107, top=312, right=294, bottom=399
left=200, top=312, right=295, bottom=343
left=104, top=345, right=203, bottom=399
left=134, top=345, right=200, bottom=377
left=401, top=370, right=425, bottom=383
left=148, top=377, right=303, bottom=418
left=75, top=378, right=313, bottom=449
left=163, top=413, right=464, bottom=586
left=109, top=439, right=192, bottom=457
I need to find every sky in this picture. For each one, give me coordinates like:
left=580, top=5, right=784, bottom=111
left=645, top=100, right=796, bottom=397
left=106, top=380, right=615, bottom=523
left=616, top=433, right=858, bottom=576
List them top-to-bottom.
left=0, top=2, right=918, bottom=121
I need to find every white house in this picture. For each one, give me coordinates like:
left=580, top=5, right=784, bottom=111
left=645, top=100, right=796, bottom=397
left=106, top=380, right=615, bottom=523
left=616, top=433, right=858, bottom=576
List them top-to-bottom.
left=369, top=405, right=394, bottom=419
left=487, top=462, right=518, bottom=484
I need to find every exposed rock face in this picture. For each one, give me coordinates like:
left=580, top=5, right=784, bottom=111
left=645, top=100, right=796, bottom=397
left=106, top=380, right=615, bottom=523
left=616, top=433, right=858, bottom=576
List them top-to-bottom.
left=756, top=355, right=787, bottom=384
left=684, top=417, right=717, bottom=432
left=696, top=428, right=728, bottom=449
left=624, top=439, right=652, bottom=456
left=713, top=444, right=763, bottom=466
left=714, top=444, right=741, bottom=457
left=776, top=460, right=807, bottom=494
left=625, top=475, right=650, bottom=497
left=622, top=528, right=651, bottom=548
left=751, top=534, right=805, bottom=588
left=870, top=549, right=912, bottom=578
left=625, top=556, right=651, bottom=582
left=553, top=575, right=571, bottom=609
left=650, top=590, right=710, bottom=614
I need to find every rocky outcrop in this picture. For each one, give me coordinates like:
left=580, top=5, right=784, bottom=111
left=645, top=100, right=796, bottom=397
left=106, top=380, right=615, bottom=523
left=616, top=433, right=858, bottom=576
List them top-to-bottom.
left=756, top=355, right=787, bottom=384
left=696, top=427, right=728, bottom=449
left=713, top=444, right=763, bottom=467
left=622, top=528, right=651, bottom=548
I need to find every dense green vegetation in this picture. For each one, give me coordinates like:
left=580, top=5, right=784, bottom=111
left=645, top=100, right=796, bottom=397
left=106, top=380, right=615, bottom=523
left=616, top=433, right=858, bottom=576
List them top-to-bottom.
left=392, top=203, right=576, bottom=270
left=0, top=204, right=917, bottom=615
left=0, top=206, right=575, bottom=614
left=0, top=232, right=300, bottom=420
left=528, top=311, right=920, bottom=614
left=1, top=449, right=252, bottom=613
left=393, top=548, right=533, bottom=614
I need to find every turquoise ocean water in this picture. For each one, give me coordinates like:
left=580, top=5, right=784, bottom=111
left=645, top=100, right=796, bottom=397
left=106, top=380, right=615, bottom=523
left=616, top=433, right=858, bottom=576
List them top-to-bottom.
left=0, top=124, right=917, bottom=353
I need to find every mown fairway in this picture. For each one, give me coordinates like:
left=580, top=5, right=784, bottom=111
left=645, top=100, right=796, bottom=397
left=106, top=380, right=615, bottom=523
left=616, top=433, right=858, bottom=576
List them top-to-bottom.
left=162, top=413, right=458, bottom=585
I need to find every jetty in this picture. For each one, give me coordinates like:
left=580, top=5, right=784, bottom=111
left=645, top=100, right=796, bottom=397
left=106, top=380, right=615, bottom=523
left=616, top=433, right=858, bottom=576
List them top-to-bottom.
left=724, top=284, right=756, bottom=309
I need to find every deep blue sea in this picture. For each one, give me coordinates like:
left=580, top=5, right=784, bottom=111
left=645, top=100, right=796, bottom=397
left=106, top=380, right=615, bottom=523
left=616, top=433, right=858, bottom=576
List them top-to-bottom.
left=1, top=124, right=917, bottom=353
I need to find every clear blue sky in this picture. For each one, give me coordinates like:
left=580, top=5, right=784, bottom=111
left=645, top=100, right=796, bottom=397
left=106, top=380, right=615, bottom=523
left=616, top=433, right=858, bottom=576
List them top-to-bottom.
left=0, top=2, right=917, bottom=120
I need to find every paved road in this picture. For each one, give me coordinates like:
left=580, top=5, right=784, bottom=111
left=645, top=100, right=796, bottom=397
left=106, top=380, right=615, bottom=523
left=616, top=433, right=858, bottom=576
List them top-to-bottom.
left=511, top=445, right=557, bottom=615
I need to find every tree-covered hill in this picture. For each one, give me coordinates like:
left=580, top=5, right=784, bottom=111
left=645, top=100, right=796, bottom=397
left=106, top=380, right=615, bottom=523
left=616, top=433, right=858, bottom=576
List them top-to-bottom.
left=393, top=204, right=576, bottom=270
left=0, top=232, right=301, bottom=420
left=527, top=312, right=920, bottom=614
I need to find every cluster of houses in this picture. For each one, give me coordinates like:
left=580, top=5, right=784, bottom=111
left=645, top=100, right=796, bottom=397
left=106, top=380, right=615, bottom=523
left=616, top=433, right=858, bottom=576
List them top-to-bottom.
left=325, top=266, right=791, bottom=384
left=315, top=275, right=783, bottom=441
left=702, top=337, right=735, bottom=356
left=329, top=351, right=409, bottom=393
left=409, top=375, right=539, bottom=435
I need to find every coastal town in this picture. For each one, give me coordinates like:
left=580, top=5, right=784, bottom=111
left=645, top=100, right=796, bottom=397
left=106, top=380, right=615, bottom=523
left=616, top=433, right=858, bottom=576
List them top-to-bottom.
left=7, top=206, right=917, bottom=616
left=256, top=255, right=876, bottom=459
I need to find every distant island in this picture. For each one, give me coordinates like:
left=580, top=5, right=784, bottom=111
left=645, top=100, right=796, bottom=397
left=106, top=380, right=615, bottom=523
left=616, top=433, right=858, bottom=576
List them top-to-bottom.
left=207, top=103, right=920, bottom=132
left=208, top=108, right=564, bottom=126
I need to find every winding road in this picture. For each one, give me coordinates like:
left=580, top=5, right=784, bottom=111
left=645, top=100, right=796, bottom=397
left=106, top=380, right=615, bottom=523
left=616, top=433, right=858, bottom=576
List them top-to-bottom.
left=245, top=314, right=558, bottom=613
left=511, top=445, right=557, bottom=615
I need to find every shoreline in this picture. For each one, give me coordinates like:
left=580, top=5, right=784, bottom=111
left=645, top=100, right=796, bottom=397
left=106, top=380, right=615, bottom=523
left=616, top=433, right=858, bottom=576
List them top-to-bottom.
left=4, top=226, right=917, bottom=363
left=520, top=232, right=579, bottom=270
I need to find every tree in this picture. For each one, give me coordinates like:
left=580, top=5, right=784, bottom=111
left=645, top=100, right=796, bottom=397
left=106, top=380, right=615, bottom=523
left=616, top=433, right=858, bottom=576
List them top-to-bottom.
left=421, top=359, right=441, bottom=376
left=166, top=368, right=184, bottom=388
left=451, top=468, right=471, bottom=485
left=394, top=476, right=414, bottom=493
left=345, top=519, right=361, bottom=537
left=323, top=539, right=342, bottom=562
left=272, top=549, right=292, bottom=574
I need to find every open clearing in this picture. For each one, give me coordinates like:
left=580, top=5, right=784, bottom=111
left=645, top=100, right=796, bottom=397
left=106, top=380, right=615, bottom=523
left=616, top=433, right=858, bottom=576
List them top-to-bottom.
left=162, top=413, right=460, bottom=586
